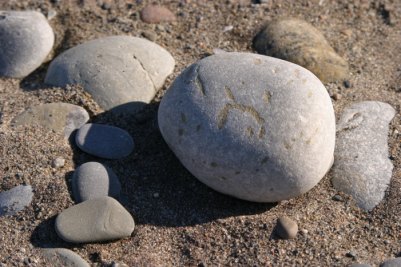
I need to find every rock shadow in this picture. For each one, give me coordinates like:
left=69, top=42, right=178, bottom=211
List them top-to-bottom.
left=67, top=100, right=277, bottom=227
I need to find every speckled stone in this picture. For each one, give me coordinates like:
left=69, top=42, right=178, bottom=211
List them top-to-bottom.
left=0, top=11, right=54, bottom=78
left=253, top=18, right=349, bottom=83
left=45, top=36, right=175, bottom=112
left=158, top=52, right=335, bottom=202
left=332, top=101, right=395, bottom=211
left=12, top=103, right=89, bottom=138
left=75, top=123, right=134, bottom=159
left=72, top=162, right=121, bottom=203
left=0, top=185, right=33, bottom=216
left=55, top=197, right=135, bottom=243
left=275, top=216, right=298, bottom=239
left=42, top=248, right=90, bottom=267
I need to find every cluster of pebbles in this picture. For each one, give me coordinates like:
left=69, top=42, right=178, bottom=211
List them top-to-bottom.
left=0, top=4, right=399, bottom=266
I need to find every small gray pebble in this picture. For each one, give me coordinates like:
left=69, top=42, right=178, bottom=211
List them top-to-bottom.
left=75, top=123, right=134, bottom=159
left=51, top=157, right=65, bottom=168
left=72, top=162, right=121, bottom=203
left=0, top=185, right=33, bottom=216
left=332, top=195, right=343, bottom=201
left=275, top=216, right=298, bottom=239
left=42, top=248, right=89, bottom=267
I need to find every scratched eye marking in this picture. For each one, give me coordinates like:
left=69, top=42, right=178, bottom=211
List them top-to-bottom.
left=193, top=65, right=206, bottom=96
left=217, top=87, right=266, bottom=139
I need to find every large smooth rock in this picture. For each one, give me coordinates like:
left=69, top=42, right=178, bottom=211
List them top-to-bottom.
left=0, top=11, right=54, bottom=78
left=253, top=18, right=348, bottom=83
left=45, top=36, right=175, bottom=112
left=158, top=52, right=335, bottom=202
left=332, top=101, right=395, bottom=211
left=12, top=103, right=89, bottom=138
left=75, top=123, right=134, bottom=159
left=72, top=162, right=121, bottom=203
left=0, top=185, right=33, bottom=216
left=55, top=197, right=135, bottom=243
left=42, top=248, right=90, bottom=267
left=380, top=258, right=401, bottom=267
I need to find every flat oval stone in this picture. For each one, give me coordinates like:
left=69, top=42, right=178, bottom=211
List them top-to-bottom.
left=140, top=5, right=176, bottom=24
left=0, top=11, right=54, bottom=78
left=253, top=18, right=348, bottom=83
left=45, top=36, right=175, bottom=112
left=158, top=52, right=335, bottom=202
left=332, top=101, right=395, bottom=211
left=12, top=103, right=89, bottom=138
left=75, top=123, right=134, bottom=159
left=72, top=162, right=121, bottom=203
left=0, top=185, right=33, bottom=216
left=55, top=196, right=135, bottom=243
left=275, top=216, right=298, bottom=239
left=42, top=248, right=90, bottom=267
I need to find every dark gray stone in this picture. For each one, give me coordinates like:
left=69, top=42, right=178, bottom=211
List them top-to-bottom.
left=0, top=11, right=54, bottom=78
left=253, top=18, right=348, bottom=83
left=45, top=36, right=175, bottom=112
left=158, top=52, right=335, bottom=202
left=332, top=101, right=395, bottom=211
left=12, top=103, right=89, bottom=138
left=75, top=123, right=134, bottom=159
left=72, top=162, right=121, bottom=203
left=0, top=185, right=33, bottom=216
left=55, top=197, right=135, bottom=243
left=275, top=216, right=298, bottom=239
left=42, top=248, right=89, bottom=267
left=380, top=258, right=401, bottom=267
left=349, top=264, right=372, bottom=267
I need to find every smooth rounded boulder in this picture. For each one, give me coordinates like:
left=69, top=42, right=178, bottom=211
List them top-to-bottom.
left=0, top=11, right=54, bottom=78
left=253, top=18, right=348, bottom=83
left=45, top=36, right=175, bottom=112
left=158, top=52, right=335, bottom=202
left=55, top=197, right=135, bottom=243
left=42, top=248, right=90, bottom=267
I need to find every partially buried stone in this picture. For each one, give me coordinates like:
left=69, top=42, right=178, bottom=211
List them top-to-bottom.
left=140, top=5, right=176, bottom=24
left=0, top=11, right=54, bottom=78
left=253, top=18, right=349, bottom=83
left=45, top=36, right=175, bottom=113
left=158, top=52, right=335, bottom=202
left=332, top=101, right=395, bottom=211
left=12, top=103, right=89, bottom=138
left=75, top=123, right=134, bottom=159
left=72, top=162, right=121, bottom=203
left=0, top=185, right=33, bottom=216
left=55, top=196, right=135, bottom=243
left=275, top=216, right=298, bottom=239
left=42, top=248, right=89, bottom=267
left=380, top=258, right=401, bottom=267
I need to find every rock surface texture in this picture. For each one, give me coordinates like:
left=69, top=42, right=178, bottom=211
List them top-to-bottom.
left=0, top=11, right=54, bottom=78
left=253, top=18, right=348, bottom=83
left=45, top=36, right=175, bottom=112
left=158, top=52, right=335, bottom=202
left=332, top=101, right=395, bottom=211
left=12, top=103, right=89, bottom=138
left=75, top=123, right=134, bottom=159
left=72, top=162, right=121, bottom=203
left=0, top=185, right=33, bottom=216
left=55, top=197, right=135, bottom=243
left=42, top=248, right=90, bottom=267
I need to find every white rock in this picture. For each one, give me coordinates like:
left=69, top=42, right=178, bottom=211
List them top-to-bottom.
left=0, top=11, right=54, bottom=78
left=45, top=36, right=175, bottom=112
left=158, top=52, right=335, bottom=202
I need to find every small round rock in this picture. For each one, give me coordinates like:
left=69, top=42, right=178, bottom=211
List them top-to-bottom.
left=140, top=5, right=176, bottom=24
left=0, top=11, right=54, bottom=78
left=75, top=123, right=134, bottom=159
left=51, top=157, right=65, bottom=168
left=72, top=162, right=121, bottom=203
left=0, top=185, right=34, bottom=216
left=275, top=216, right=298, bottom=239
left=42, top=248, right=89, bottom=267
